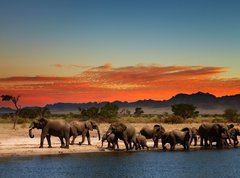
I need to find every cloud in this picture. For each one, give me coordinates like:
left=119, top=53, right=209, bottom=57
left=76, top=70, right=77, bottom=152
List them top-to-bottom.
left=0, top=64, right=239, bottom=106
left=51, top=64, right=91, bottom=70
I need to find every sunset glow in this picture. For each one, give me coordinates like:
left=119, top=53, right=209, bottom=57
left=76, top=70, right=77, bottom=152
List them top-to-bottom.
left=0, top=64, right=239, bottom=107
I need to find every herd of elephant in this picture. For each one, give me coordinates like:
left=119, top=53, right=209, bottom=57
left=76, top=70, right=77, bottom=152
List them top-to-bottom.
left=28, top=118, right=240, bottom=151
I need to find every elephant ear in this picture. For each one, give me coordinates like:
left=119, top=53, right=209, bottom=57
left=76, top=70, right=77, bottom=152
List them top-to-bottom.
left=38, top=118, right=48, bottom=129
left=85, top=120, right=93, bottom=131
left=89, top=120, right=97, bottom=129
left=116, top=123, right=127, bottom=133
left=154, top=124, right=165, bottom=134
left=227, top=124, right=234, bottom=129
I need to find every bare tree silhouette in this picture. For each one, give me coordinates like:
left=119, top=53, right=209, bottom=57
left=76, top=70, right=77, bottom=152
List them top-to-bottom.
left=1, top=95, right=21, bottom=129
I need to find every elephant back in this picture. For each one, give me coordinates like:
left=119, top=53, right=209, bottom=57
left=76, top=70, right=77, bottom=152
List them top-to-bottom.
left=198, top=123, right=213, bottom=137
left=140, top=126, right=153, bottom=139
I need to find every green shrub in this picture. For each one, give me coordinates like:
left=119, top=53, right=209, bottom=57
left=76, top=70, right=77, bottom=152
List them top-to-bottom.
left=223, top=108, right=238, bottom=122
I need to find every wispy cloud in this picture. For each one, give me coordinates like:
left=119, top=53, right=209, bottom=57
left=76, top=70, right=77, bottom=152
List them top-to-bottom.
left=0, top=64, right=239, bottom=106
left=51, top=64, right=91, bottom=70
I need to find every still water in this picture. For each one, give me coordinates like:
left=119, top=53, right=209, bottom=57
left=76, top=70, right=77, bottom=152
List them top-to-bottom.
left=0, top=149, right=239, bottom=178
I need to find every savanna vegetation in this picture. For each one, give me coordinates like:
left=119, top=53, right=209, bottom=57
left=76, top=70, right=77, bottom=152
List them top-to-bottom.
left=0, top=102, right=239, bottom=126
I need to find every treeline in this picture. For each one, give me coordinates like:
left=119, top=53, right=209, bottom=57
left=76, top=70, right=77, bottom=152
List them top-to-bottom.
left=1, top=103, right=239, bottom=124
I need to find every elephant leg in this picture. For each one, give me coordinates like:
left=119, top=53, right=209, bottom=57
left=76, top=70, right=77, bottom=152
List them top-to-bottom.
left=40, top=131, right=47, bottom=148
left=86, top=131, right=91, bottom=145
left=79, top=132, right=87, bottom=145
left=46, top=135, right=52, bottom=148
left=71, top=135, right=77, bottom=145
left=65, top=136, right=70, bottom=149
left=59, top=137, right=65, bottom=148
left=189, top=137, right=193, bottom=145
left=194, top=137, right=197, bottom=146
left=200, top=137, right=203, bottom=146
left=132, top=138, right=138, bottom=150
left=153, top=138, right=158, bottom=148
left=204, top=138, right=208, bottom=147
left=170, top=139, right=176, bottom=151
left=209, top=139, right=213, bottom=149
left=123, top=140, right=129, bottom=151
left=116, top=141, right=119, bottom=149
left=129, top=141, right=133, bottom=150
left=162, top=141, right=167, bottom=151
left=107, top=142, right=110, bottom=148
left=112, top=142, right=115, bottom=150
left=185, top=142, right=190, bottom=150
left=170, top=143, right=175, bottom=151
left=146, top=144, right=149, bottom=150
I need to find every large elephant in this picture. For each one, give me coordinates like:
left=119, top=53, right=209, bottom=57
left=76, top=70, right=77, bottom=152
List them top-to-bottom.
left=29, top=118, right=71, bottom=149
left=70, top=120, right=100, bottom=145
left=106, top=122, right=137, bottom=151
left=198, top=123, right=233, bottom=148
left=152, top=124, right=166, bottom=148
left=182, top=127, right=198, bottom=146
left=229, top=127, right=240, bottom=147
left=161, top=128, right=192, bottom=151
left=101, top=133, right=119, bottom=149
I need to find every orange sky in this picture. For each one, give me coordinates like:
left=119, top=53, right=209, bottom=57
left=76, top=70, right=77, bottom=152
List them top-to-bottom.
left=0, top=64, right=239, bottom=107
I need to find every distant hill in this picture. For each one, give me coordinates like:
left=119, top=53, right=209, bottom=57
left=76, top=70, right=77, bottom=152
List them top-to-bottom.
left=1, top=92, right=239, bottom=114
left=44, top=92, right=240, bottom=114
left=0, top=107, right=15, bottom=114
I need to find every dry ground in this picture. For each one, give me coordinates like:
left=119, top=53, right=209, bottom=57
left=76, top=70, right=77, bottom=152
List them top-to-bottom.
left=0, top=122, right=231, bottom=157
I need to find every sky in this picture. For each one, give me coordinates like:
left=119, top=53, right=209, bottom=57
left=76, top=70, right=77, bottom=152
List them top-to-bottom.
left=0, top=0, right=240, bottom=107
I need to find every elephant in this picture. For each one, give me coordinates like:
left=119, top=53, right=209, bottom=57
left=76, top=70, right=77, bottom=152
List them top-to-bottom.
left=29, top=118, right=70, bottom=149
left=70, top=120, right=100, bottom=145
left=106, top=122, right=137, bottom=151
left=198, top=123, right=233, bottom=148
left=152, top=124, right=166, bottom=148
left=182, top=127, right=198, bottom=146
left=161, top=128, right=192, bottom=151
left=229, top=128, right=240, bottom=147
left=101, top=133, right=119, bottom=149
left=136, top=135, right=149, bottom=150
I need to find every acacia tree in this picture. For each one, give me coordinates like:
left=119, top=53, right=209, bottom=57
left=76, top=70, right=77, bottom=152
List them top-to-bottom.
left=1, top=95, right=21, bottom=129
left=171, top=104, right=199, bottom=119
left=134, top=107, right=144, bottom=117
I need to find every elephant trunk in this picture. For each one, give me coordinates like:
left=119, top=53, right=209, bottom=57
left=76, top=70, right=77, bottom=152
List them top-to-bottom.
left=29, top=123, right=35, bottom=138
left=96, top=126, right=101, bottom=140
left=29, top=128, right=34, bottom=138
left=227, top=132, right=233, bottom=145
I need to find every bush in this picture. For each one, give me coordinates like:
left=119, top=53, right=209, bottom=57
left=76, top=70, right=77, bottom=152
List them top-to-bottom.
left=223, top=108, right=238, bottom=122
left=164, top=115, right=184, bottom=124
left=212, top=117, right=227, bottom=123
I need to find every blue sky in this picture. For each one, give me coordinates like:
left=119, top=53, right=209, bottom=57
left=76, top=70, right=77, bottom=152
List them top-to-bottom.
left=0, top=0, right=239, bottom=105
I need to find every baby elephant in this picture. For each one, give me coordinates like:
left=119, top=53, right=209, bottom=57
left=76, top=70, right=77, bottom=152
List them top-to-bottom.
left=101, top=133, right=119, bottom=150
left=136, top=135, right=149, bottom=150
